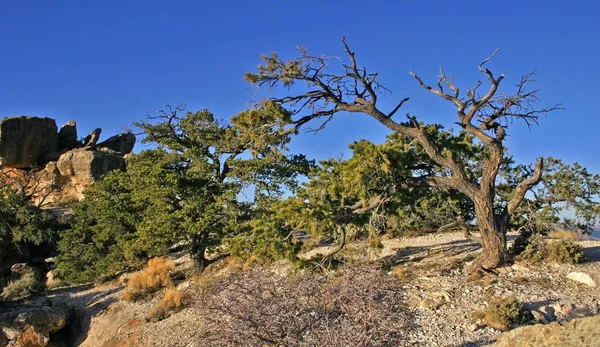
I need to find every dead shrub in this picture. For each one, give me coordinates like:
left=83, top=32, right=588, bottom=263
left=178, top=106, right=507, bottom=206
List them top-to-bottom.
left=122, top=257, right=176, bottom=302
left=195, top=265, right=415, bottom=346
left=147, top=288, right=184, bottom=322
left=485, top=295, right=533, bottom=331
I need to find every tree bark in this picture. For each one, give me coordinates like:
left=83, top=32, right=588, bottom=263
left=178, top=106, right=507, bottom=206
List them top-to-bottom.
left=473, top=195, right=507, bottom=270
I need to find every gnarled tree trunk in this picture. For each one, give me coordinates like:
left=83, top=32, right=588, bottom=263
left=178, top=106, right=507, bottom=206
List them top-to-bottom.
left=473, top=197, right=507, bottom=269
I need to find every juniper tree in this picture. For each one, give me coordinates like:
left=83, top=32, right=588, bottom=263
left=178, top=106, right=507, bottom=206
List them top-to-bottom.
left=245, top=38, right=562, bottom=271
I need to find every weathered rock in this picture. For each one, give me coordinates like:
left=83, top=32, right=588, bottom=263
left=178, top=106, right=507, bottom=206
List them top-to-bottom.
left=0, top=116, right=59, bottom=169
left=58, top=120, right=81, bottom=151
left=83, top=128, right=102, bottom=149
left=96, top=131, right=136, bottom=155
left=57, top=148, right=125, bottom=185
left=46, top=270, right=61, bottom=288
left=566, top=271, right=598, bottom=287
left=0, top=300, right=70, bottom=347
left=14, top=304, right=69, bottom=334
left=538, top=305, right=556, bottom=322
left=489, top=315, right=600, bottom=346
left=16, top=326, right=48, bottom=346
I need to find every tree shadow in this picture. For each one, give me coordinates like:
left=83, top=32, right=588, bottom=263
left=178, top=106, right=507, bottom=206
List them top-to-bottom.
left=380, top=239, right=482, bottom=267
left=583, top=246, right=600, bottom=263
left=48, top=286, right=123, bottom=346
left=456, top=338, right=496, bottom=347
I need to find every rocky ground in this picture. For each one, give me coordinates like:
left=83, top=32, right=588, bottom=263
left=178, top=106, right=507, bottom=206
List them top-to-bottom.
left=13, top=231, right=600, bottom=347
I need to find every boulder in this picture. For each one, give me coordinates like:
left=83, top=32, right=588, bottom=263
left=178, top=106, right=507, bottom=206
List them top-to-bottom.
left=0, top=116, right=59, bottom=169
left=58, top=120, right=81, bottom=151
left=83, top=128, right=102, bottom=149
left=96, top=131, right=136, bottom=155
left=57, top=148, right=125, bottom=185
left=46, top=269, right=61, bottom=288
left=566, top=271, right=598, bottom=287
left=0, top=300, right=70, bottom=347
left=489, top=315, right=600, bottom=346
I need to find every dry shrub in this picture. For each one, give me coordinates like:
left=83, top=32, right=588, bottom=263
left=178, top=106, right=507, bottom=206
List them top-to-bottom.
left=548, top=230, right=577, bottom=240
left=122, top=257, right=176, bottom=302
left=196, top=265, right=415, bottom=346
left=390, top=265, right=408, bottom=281
left=1, top=273, right=44, bottom=301
left=147, top=288, right=184, bottom=322
left=485, top=295, right=533, bottom=331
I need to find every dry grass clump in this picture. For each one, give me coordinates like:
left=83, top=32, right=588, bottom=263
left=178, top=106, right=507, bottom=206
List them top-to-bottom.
left=548, top=230, right=577, bottom=240
left=122, top=257, right=176, bottom=302
left=195, top=265, right=415, bottom=346
left=147, top=288, right=184, bottom=322
left=485, top=295, right=533, bottom=332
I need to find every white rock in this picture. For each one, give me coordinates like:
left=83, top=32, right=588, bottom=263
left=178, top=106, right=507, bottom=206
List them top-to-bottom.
left=567, top=272, right=598, bottom=287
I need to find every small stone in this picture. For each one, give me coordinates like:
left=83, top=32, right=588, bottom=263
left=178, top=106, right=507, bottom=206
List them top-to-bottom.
left=511, top=263, right=528, bottom=271
left=496, top=266, right=512, bottom=275
left=567, top=272, right=598, bottom=287
left=418, top=298, right=440, bottom=310
left=539, top=305, right=556, bottom=322
left=531, top=310, right=549, bottom=324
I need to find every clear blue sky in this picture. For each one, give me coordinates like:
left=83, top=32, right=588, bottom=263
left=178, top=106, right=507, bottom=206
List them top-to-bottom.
left=1, top=1, right=598, bottom=172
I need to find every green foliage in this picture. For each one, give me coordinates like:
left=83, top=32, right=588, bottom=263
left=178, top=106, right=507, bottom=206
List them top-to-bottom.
left=57, top=106, right=312, bottom=283
left=0, top=170, right=59, bottom=275
left=520, top=234, right=585, bottom=264
left=486, top=295, right=533, bottom=331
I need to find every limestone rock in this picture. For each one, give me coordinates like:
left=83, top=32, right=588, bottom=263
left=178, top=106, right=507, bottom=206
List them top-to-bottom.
left=0, top=116, right=59, bottom=169
left=58, top=120, right=81, bottom=151
left=96, top=131, right=136, bottom=155
left=57, top=148, right=125, bottom=185
left=566, top=271, right=598, bottom=287
left=488, top=315, right=600, bottom=346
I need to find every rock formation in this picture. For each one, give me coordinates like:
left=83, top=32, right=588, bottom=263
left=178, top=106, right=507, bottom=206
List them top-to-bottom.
left=0, top=115, right=136, bottom=206
left=0, top=116, right=59, bottom=169
left=57, top=120, right=80, bottom=151
left=97, top=131, right=136, bottom=155
left=0, top=298, right=71, bottom=347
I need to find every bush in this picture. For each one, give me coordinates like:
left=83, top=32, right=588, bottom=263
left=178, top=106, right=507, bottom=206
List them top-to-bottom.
left=521, top=235, right=585, bottom=264
left=546, top=240, right=585, bottom=263
left=122, top=257, right=176, bottom=302
left=196, top=265, right=415, bottom=346
left=0, top=273, right=44, bottom=301
left=147, top=288, right=184, bottom=322
left=485, top=295, right=533, bottom=331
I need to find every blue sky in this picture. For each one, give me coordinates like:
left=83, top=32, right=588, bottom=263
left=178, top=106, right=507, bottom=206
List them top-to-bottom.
left=1, top=1, right=598, bottom=173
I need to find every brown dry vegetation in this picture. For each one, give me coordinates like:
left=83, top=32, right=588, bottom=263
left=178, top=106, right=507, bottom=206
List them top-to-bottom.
left=122, top=257, right=176, bottom=302
left=194, top=265, right=415, bottom=346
